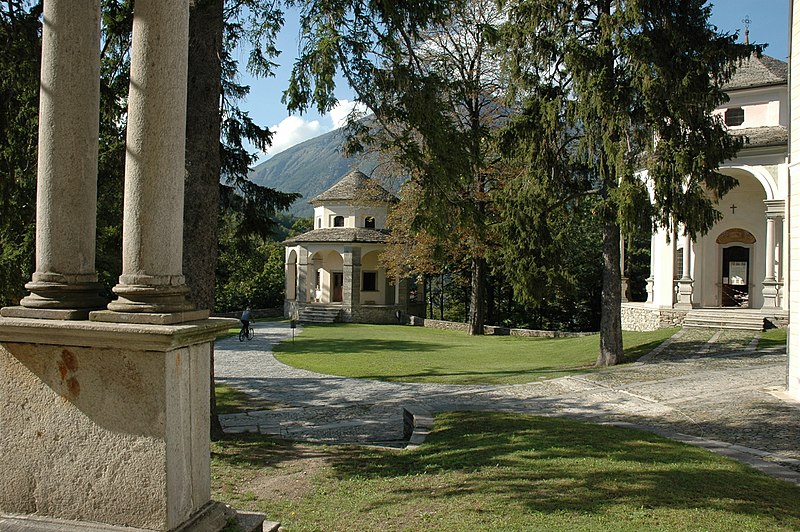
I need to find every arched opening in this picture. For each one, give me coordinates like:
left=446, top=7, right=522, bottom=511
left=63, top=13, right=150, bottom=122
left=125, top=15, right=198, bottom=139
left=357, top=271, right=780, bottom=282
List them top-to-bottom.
left=333, top=215, right=345, bottom=227
left=364, top=216, right=376, bottom=229
left=717, top=229, right=756, bottom=308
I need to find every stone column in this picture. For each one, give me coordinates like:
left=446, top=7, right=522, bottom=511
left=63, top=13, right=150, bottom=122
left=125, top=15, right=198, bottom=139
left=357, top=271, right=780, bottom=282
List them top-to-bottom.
left=3, top=0, right=106, bottom=320
left=101, top=0, right=196, bottom=320
left=762, top=200, right=785, bottom=309
left=645, top=232, right=655, bottom=304
left=675, top=232, right=694, bottom=309
left=620, top=233, right=629, bottom=303
left=343, top=246, right=362, bottom=322
left=297, top=248, right=310, bottom=304
left=394, top=275, right=401, bottom=305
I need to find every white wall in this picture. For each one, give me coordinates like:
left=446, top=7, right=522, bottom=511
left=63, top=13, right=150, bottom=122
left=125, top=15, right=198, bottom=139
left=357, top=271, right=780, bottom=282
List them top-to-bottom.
left=314, top=203, right=390, bottom=229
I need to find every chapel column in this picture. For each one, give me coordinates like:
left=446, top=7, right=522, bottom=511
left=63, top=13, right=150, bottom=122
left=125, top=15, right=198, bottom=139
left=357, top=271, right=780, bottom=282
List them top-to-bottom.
left=4, top=0, right=106, bottom=319
left=103, top=0, right=196, bottom=318
left=762, top=199, right=785, bottom=309
left=675, top=231, right=694, bottom=309
left=620, top=233, right=629, bottom=303
left=343, top=246, right=362, bottom=322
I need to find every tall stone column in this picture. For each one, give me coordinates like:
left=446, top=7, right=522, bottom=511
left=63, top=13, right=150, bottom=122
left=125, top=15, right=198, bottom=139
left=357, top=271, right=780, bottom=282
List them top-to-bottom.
left=4, top=0, right=106, bottom=319
left=103, top=0, right=196, bottom=319
left=675, top=232, right=694, bottom=309
left=620, top=234, right=629, bottom=303
left=343, top=246, right=362, bottom=322
left=297, top=248, right=310, bottom=304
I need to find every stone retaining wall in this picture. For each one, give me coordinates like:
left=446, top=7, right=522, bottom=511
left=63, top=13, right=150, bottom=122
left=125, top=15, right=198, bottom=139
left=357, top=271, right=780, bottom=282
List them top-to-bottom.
left=621, top=303, right=687, bottom=331
left=348, top=305, right=406, bottom=324
left=408, top=316, right=594, bottom=338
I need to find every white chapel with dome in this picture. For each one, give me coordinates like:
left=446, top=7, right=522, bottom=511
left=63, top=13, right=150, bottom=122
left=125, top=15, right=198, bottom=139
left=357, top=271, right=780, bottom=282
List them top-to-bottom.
left=284, top=170, right=423, bottom=323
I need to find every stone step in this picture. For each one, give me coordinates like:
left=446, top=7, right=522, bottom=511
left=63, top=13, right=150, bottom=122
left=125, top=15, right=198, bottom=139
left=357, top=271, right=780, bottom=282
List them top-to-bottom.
left=299, top=305, right=341, bottom=324
left=683, top=311, right=766, bottom=331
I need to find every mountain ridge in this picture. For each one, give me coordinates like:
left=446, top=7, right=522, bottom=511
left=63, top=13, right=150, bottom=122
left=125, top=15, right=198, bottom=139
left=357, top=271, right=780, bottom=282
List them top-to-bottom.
left=247, top=128, right=379, bottom=217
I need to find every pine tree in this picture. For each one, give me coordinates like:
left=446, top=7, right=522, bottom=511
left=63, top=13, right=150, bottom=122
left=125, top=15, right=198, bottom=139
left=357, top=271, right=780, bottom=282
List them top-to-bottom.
left=285, top=0, right=503, bottom=334
left=499, top=0, right=755, bottom=364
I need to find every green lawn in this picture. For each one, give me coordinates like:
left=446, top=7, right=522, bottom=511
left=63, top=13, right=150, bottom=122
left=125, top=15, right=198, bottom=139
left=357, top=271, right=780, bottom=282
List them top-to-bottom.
left=272, top=324, right=676, bottom=385
left=759, top=327, right=787, bottom=350
left=212, top=411, right=800, bottom=531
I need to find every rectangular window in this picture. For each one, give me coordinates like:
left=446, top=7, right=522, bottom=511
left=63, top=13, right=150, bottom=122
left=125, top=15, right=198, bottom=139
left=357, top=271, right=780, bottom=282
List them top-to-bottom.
left=362, top=271, right=377, bottom=292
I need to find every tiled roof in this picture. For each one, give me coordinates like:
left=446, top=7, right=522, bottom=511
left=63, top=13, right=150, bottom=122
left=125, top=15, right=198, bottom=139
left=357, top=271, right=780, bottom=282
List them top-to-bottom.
left=724, top=54, right=788, bottom=91
left=731, top=126, right=788, bottom=148
left=310, top=170, right=397, bottom=205
left=284, top=227, right=390, bottom=244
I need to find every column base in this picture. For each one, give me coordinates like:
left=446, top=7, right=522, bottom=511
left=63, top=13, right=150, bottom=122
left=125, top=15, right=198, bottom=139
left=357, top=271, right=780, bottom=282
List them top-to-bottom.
left=675, top=278, right=694, bottom=310
left=15, top=280, right=107, bottom=319
left=761, top=280, right=780, bottom=309
left=108, top=283, right=195, bottom=314
left=90, top=309, right=210, bottom=325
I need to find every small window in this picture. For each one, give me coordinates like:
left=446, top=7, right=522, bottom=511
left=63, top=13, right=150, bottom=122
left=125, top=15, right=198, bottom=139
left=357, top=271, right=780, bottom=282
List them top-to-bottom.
left=724, top=107, right=744, bottom=127
left=333, top=215, right=344, bottom=227
left=364, top=216, right=376, bottom=229
left=317, top=218, right=321, bottom=228
left=362, top=271, right=377, bottom=291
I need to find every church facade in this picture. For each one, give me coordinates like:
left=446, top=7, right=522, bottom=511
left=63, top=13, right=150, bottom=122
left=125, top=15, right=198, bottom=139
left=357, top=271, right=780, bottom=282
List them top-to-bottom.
left=624, top=54, right=790, bottom=331
left=284, top=171, right=423, bottom=323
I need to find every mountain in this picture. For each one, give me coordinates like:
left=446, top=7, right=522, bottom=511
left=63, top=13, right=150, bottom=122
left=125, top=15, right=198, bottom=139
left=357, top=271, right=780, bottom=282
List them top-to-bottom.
left=247, top=128, right=379, bottom=217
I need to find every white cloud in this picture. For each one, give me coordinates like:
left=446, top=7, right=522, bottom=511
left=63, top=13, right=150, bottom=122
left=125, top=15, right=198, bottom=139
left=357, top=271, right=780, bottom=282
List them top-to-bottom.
left=261, top=99, right=369, bottom=160
left=327, top=99, right=368, bottom=129
left=265, top=115, right=324, bottom=157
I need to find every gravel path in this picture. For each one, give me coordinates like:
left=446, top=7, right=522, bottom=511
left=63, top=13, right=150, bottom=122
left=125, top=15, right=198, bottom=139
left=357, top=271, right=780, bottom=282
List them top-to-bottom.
left=215, top=322, right=800, bottom=485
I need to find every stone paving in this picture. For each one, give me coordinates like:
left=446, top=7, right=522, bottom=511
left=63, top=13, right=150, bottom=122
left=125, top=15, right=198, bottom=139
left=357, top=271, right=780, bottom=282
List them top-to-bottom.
left=215, top=322, right=800, bottom=485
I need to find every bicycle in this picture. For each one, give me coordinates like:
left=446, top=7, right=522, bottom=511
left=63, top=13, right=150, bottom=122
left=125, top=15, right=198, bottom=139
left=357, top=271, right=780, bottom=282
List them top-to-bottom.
left=238, top=322, right=254, bottom=342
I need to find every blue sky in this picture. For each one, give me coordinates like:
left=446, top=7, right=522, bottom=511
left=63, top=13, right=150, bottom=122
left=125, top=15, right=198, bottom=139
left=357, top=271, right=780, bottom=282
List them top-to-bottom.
left=237, top=0, right=791, bottom=164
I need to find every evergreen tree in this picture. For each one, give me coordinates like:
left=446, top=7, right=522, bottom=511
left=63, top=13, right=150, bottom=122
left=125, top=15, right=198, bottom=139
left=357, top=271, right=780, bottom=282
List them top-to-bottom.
left=285, top=0, right=502, bottom=334
left=499, top=0, right=754, bottom=365
left=0, top=1, right=40, bottom=306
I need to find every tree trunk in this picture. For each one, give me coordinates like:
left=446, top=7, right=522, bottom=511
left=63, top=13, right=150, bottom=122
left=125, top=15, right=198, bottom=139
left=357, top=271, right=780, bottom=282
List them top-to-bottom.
left=185, top=0, right=224, bottom=440
left=597, top=219, right=623, bottom=366
left=468, top=255, right=486, bottom=335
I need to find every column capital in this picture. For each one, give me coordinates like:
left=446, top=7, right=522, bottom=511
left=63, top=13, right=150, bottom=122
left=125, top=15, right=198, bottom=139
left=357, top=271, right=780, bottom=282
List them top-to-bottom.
left=764, top=199, right=785, bottom=218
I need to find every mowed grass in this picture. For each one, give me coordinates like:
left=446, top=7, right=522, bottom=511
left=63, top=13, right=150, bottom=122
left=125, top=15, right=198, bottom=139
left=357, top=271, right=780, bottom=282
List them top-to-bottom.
left=272, top=324, right=676, bottom=384
left=758, top=327, right=787, bottom=350
left=212, top=411, right=800, bottom=531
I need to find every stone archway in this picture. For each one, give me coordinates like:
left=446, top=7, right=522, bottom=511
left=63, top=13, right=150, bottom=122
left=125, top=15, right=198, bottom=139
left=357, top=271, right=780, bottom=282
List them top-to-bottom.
left=717, top=229, right=756, bottom=308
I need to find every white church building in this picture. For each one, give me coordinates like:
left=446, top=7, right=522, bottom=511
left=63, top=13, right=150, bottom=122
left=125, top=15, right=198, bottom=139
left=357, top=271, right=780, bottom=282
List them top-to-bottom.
left=624, top=53, right=790, bottom=331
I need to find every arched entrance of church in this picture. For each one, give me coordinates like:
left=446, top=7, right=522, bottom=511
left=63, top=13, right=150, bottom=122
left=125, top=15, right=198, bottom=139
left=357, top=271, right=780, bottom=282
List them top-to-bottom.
left=717, top=228, right=756, bottom=308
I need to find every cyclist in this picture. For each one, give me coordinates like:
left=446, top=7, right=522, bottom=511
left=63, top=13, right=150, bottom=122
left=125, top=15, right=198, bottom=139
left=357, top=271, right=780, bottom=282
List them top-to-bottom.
left=240, top=307, right=252, bottom=337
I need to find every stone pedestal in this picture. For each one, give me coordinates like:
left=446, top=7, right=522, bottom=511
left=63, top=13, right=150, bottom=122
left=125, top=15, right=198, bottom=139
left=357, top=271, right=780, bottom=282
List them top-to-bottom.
left=674, top=278, right=695, bottom=310
left=0, top=317, right=236, bottom=531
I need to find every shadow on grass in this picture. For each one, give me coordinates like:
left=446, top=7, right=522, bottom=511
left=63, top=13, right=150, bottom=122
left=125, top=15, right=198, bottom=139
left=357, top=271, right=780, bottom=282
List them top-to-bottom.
left=274, top=337, right=445, bottom=356
left=356, top=364, right=595, bottom=384
left=323, top=412, right=800, bottom=520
